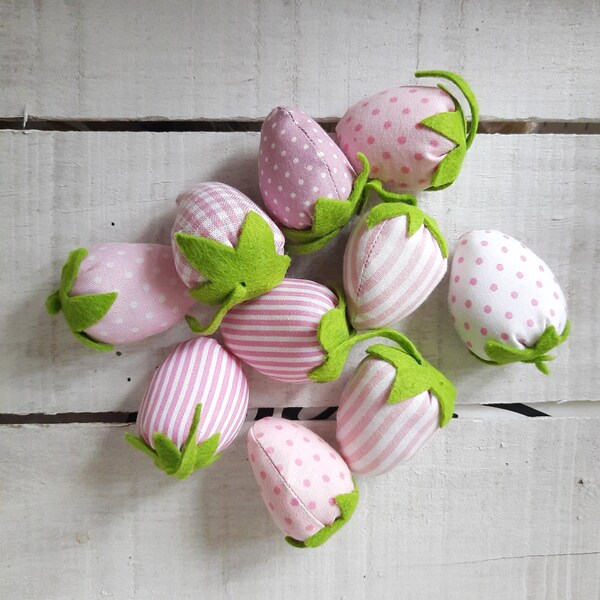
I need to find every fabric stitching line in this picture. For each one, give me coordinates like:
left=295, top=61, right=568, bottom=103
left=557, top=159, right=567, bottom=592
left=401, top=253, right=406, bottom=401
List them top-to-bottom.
left=355, top=219, right=387, bottom=304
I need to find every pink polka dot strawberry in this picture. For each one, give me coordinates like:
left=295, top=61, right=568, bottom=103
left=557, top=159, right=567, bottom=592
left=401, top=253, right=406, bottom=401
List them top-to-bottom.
left=336, top=70, right=479, bottom=193
left=259, top=107, right=370, bottom=254
left=172, top=182, right=291, bottom=335
left=343, top=187, right=448, bottom=329
left=448, top=230, right=569, bottom=373
left=46, top=244, right=195, bottom=351
left=220, top=278, right=420, bottom=383
left=125, top=337, right=249, bottom=479
left=336, top=342, right=456, bottom=476
left=248, top=417, right=358, bottom=548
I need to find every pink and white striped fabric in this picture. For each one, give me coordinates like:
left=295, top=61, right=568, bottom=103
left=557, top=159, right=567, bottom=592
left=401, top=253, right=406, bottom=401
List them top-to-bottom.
left=171, top=182, right=286, bottom=288
left=343, top=212, right=447, bottom=330
left=221, top=279, right=337, bottom=383
left=137, top=337, right=249, bottom=452
left=336, top=356, right=440, bottom=475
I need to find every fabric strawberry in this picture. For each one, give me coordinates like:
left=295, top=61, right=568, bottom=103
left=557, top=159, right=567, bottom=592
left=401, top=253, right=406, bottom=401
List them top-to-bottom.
left=336, top=70, right=478, bottom=193
left=259, top=106, right=370, bottom=254
left=172, top=182, right=291, bottom=335
left=343, top=185, right=448, bottom=329
left=448, top=230, right=569, bottom=373
left=46, top=244, right=195, bottom=351
left=220, top=278, right=418, bottom=383
left=125, top=337, right=249, bottom=479
left=336, top=343, right=455, bottom=475
left=248, top=417, right=358, bottom=548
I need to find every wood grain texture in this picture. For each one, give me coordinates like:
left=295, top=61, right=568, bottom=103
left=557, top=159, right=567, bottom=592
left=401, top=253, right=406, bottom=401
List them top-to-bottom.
left=1, top=0, right=598, bottom=121
left=1, top=131, right=598, bottom=414
left=1, top=419, right=598, bottom=599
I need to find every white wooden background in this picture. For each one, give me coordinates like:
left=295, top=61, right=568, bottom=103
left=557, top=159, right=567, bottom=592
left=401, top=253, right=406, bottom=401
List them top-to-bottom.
left=1, top=1, right=599, bottom=598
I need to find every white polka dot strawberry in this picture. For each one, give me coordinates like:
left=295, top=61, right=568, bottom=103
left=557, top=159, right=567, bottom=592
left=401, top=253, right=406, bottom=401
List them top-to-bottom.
left=336, top=70, right=479, bottom=193
left=259, top=107, right=370, bottom=254
left=172, top=182, right=291, bottom=335
left=343, top=187, right=448, bottom=329
left=448, top=230, right=569, bottom=373
left=46, top=243, right=195, bottom=351
left=220, top=278, right=419, bottom=383
left=125, top=337, right=249, bottom=479
left=336, top=342, right=455, bottom=476
left=248, top=417, right=358, bottom=548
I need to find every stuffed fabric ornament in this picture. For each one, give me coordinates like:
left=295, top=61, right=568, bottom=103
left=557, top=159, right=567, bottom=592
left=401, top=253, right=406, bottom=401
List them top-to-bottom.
left=336, top=70, right=478, bottom=193
left=259, top=106, right=371, bottom=254
left=172, top=182, right=291, bottom=335
left=343, top=187, right=448, bottom=329
left=448, top=230, right=569, bottom=373
left=46, top=244, right=195, bottom=351
left=221, top=278, right=420, bottom=384
left=125, top=337, right=249, bottom=479
left=337, top=343, right=455, bottom=475
left=248, top=417, right=358, bottom=548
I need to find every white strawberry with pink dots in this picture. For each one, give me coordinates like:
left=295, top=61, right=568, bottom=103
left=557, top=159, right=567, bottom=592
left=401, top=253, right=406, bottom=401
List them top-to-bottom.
left=448, top=230, right=569, bottom=373
left=248, top=417, right=358, bottom=548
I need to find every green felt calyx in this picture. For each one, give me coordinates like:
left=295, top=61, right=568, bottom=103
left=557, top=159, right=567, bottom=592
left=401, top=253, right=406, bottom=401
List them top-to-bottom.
left=415, top=70, right=479, bottom=191
left=282, top=153, right=371, bottom=255
left=364, top=181, right=448, bottom=258
left=176, top=211, right=291, bottom=335
left=45, top=248, right=117, bottom=352
left=477, top=322, right=570, bottom=375
left=366, top=343, right=456, bottom=428
left=124, top=403, right=221, bottom=480
left=285, top=481, right=359, bottom=548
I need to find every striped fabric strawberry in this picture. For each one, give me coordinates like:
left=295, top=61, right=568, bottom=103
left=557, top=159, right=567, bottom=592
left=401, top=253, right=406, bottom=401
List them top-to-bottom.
left=336, top=70, right=478, bottom=193
left=259, top=106, right=370, bottom=254
left=172, top=182, right=291, bottom=335
left=343, top=187, right=448, bottom=330
left=448, top=230, right=569, bottom=373
left=46, top=244, right=195, bottom=351
left=125, top=337, right=249, bottom=479
left=336, top=343, right=456, bottom=475
left=248, top=417, right=358, bottom=548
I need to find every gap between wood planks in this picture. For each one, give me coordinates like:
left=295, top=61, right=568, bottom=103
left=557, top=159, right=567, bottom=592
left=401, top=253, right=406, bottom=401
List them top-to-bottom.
left=0, top=118, right=599, bottom=134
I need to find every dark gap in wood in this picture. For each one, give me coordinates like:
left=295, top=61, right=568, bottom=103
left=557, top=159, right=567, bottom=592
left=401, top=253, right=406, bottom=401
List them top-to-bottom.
left=0, top=118, right=598, bottom=134
left=0, top=412, right=138, bottom=425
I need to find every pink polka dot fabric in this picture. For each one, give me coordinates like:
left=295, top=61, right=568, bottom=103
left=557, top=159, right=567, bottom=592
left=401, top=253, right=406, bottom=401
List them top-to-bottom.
left=336, top=86, right=456, bottom=193
left=259, top=107, right=356, bottom=230
left=172, top=182, right=286, bottom=288
left=448, top=230, right=568, bottom=359
left=70, top=243, right=195, bottom=345
left=248, top=417, right=355, bottom=543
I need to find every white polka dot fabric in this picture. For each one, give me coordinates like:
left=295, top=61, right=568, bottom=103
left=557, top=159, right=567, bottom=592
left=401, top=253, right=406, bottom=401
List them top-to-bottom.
left=448, top=230, right=568, bottom=360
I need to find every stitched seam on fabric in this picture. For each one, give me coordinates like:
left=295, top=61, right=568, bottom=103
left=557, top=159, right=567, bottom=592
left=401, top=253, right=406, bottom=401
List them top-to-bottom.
left=282, top=108, right=343, bottom=200
left=355, top=220, right=386, bottom=303
left=250, top=427, right=326, bottom=530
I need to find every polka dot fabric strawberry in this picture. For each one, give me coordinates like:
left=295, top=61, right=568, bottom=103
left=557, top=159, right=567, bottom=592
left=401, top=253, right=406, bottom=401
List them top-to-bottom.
left=336, top=70, right=479, bottom=193
left=259, top=107, right=371, bottom=254
left=448, top=230, right=569, bottom=373
left=46, top=244, right=195, bottom=351
left=125, top=337, right=249, bottom=479
left=248, top=417, right=358, bottom=548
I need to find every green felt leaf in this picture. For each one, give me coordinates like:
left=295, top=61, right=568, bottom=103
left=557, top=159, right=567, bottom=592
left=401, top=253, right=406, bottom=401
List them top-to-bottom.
left=421, top=109, right=466, bottom=147
left=428, top=144, right=467, bottom=191
left=281, top=153, right=371, bottom=254
left=364, top=179, right=417, bottom=206
left=45, top=290, right=61, bottom=315
left=62, top=292, right=119, bottom=333
left=72, top=331, right=114, bottom=352
left=124, top=432, right=158, bottom=460
left=194, top=432, right=222, bottom=469
left=153, top=434, right=182, bottom=474
left=285, top=481, right=360, bottom=548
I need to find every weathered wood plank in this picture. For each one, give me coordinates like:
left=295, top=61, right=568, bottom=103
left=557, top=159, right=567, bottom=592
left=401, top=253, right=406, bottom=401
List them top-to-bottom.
left=1, top=0, right=598, bottom=120
left=0, top=131, right=597, bottom=413
left=1, top=419, right=598, bottom=599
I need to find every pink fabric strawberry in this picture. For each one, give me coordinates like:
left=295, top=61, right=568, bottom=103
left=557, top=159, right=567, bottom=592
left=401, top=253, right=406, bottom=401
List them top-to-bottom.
left=336, top=70, right=478, bottom=193
left=259, top=107, right=370, bottom=254
left=172, top=182, right=290, bottom=335
left=343, top=189, right=448, bottom=329
left=448, top=230, right=569, bottom=373
left=46, top=244, right=195, bottom=351
left=125, top=337, right=249, bottom=479
left=336, top=342, right=455, bottom=476
left=248, top=417, right=358, bottom=548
